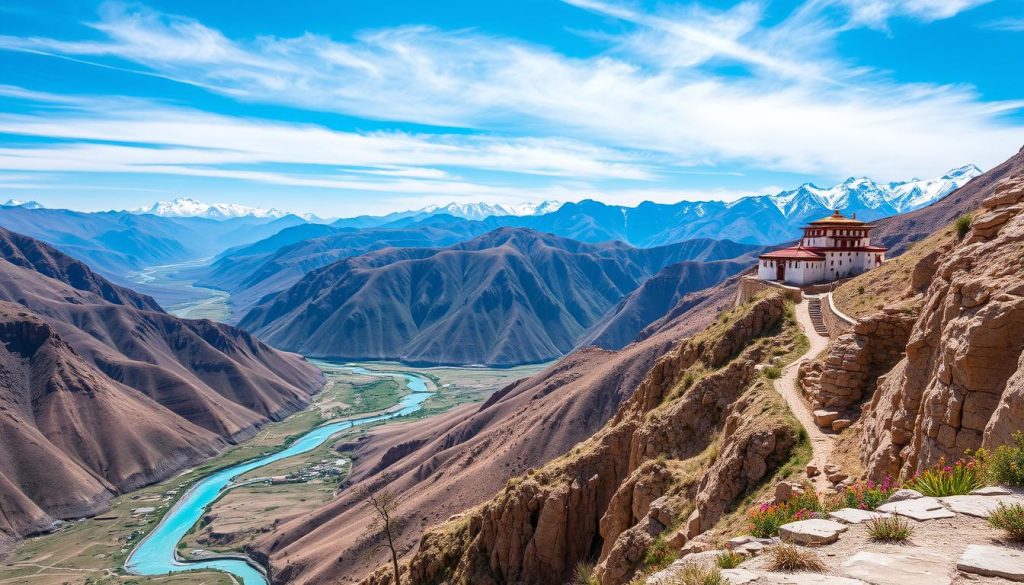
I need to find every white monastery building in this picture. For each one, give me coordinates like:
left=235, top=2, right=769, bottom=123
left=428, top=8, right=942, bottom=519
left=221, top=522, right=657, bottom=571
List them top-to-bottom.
left=757, top=210, right=887, bottom=286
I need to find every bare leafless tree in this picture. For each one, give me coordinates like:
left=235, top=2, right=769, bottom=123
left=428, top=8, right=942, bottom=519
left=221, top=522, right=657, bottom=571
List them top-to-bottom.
left=364, top=487, right=403, bottom=585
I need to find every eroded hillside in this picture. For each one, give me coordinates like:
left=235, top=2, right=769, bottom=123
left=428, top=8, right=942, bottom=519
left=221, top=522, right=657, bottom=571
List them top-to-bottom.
left=800, top=173, right=1024, bottom=481
left=356, top=293, right=809, bottom=585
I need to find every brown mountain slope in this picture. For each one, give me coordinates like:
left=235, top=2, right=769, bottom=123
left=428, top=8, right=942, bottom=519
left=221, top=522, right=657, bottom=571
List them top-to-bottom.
left=872, top=144, right=1024, bottom=256
left=0, top=227, right=161, bottom=311
left=241, top=228, right=759, bottom=366
left=0, top=229, right=324, bottom=544
left=577, top=259, right=755, bottom=350
left=251, top=275, right=740, bottom=584
left=354, top=293, right=805, bottom=585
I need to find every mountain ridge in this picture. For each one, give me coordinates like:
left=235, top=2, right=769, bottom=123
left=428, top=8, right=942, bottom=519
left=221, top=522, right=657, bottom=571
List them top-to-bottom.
left=239, top=228, right=761, bottom=366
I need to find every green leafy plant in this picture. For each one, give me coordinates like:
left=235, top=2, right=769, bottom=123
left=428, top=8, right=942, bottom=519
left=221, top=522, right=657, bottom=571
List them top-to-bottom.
left=955, top=214, right=973, bottom=239
left=762, top=366, right=783, bottom=379
left=986, top=432, right=1024, bottom=487
left=907, top=457, right=985, bottom=496
left=831, top=476, right=898, bottom=511
left=748, top=491, right=821, bottom=537
left=989, top=503, right=1024, bottom=541
left=866, top=516, right=913, bottom=542
left=643, top=534, right=679, bottom=572
left=765, top=544, right=826, bottom=572
left=715, top=550, right=744, bottom=569
left=664, top=564, right=723, bottom=585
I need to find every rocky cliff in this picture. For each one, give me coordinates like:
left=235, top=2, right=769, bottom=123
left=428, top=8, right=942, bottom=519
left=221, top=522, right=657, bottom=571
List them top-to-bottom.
left=858, top=176, right=1024, bottom=479
left=358, top=293, right=806, bottom=585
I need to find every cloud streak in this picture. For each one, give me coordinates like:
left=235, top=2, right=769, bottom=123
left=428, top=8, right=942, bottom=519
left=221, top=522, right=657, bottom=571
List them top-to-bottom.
left=0, top=0, right=1019, bottom=206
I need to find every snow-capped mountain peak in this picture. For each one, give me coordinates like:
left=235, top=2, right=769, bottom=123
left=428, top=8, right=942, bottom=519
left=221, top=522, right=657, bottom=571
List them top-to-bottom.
left=944, top=164, right=983, bottom=180
left=764, top=165, right=981, bottom=219
left=132, top=197, right=288, bottom=220
left=1, top=199, right=44, bottom=209
left=416, top=200, right=563, bottom=220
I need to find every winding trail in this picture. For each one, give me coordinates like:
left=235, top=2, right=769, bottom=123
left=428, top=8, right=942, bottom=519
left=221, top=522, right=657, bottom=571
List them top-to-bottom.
left=775, top=296, right=834, bottom=493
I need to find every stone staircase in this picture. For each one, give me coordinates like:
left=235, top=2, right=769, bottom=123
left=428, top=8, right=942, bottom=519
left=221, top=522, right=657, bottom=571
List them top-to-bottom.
left=807, top=297, right=830, bottom=337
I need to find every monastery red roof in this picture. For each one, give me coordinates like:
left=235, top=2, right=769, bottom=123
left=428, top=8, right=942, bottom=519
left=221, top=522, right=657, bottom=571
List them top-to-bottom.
left=759, top=244, right=887, bottom=260
left=760, top=247, right=825, bottom=260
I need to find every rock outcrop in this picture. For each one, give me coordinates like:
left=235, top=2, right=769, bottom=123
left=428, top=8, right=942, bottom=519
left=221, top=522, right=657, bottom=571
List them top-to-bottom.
left=859, top=176, right=1024, bottom=479
left=360, top=294, right=804, bottom=585
left=799, top=310, right=915, bottom=411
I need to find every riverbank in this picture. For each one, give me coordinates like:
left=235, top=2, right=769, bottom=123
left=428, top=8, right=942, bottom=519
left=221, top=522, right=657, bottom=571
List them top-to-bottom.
left=129, top=259, right=232, bottom=322
left=0, top=360, right=545, bottom=585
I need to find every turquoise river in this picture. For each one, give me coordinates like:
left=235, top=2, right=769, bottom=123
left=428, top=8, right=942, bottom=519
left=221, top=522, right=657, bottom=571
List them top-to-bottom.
left=125, top=366, right=432, bottom=585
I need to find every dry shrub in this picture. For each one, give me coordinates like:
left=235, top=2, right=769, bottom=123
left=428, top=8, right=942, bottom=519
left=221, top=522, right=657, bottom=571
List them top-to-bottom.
left=866, top=516, right=913, bottom=542
left=765, top=544, right=826, bottom=572
left=663, top=563, right=723, bottom=585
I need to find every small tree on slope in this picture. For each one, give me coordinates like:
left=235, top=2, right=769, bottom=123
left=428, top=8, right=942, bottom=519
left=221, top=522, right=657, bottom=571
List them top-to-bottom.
left=364, top=486, right=404, bottom=585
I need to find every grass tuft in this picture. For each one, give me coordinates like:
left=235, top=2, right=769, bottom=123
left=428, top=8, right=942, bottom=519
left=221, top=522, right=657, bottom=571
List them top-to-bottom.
left=955, top=213, right=973, bottom=239
left=762, top=366, right=783, bottom=379
left=989, top=503, right=1024, bottom=541
left=866, top=516, right=913, bottom=542
left=643, top=534, right=679, bottom=572
left=764, top=544, right=827, bottom=573
left=715, top=550, right=744, bottom=569
left=572, top=561, right=599, bottom=585
left=663, top=563, right=724, bottom=585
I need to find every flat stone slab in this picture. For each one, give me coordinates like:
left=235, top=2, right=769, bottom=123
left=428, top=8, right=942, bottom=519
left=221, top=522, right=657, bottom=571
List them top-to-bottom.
left=971, top=486, right=1014, bottom=496
left=885, top=489, right=924, bottom=503
left=940, top=494, right=1024, bottom=518
left=877, top=496, right=956, bottom=521
left=828, top=508, right=892, bottom=524
left=779, top=519, right=849, bottom=545
left=734, top=541, right=767, bottom=556
left=957, top=544, right=1024, bottom=581
left=842, top=551, right=952, bottom=585
left=721, top=568, right=759, bottom=584
left=726, top=572, right=867, bottom=584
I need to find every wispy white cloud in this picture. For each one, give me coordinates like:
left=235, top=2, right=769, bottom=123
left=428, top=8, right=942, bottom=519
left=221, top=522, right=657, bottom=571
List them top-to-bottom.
left=0, top=0, right=1019, bottom=199
left=829, top=0, right=993, bottom=29
left=984, top=17, right=1024, bottom=32
left=0, top=88, right=655, bottom=181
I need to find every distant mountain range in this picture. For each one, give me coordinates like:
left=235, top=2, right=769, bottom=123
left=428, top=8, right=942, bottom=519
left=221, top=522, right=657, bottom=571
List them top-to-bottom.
left=0, top=164, right=981, bottom=318
left=121, top=166, right=977, bottom=233
left=126, top=197, right=563, bottom=223
left=131, top=197, right=296, bottom=220
left=1, top=199, right=43, bottom=209
left=418, top=200, right=563, bottom=219
left=0, top=206, right=307, bottom=285
left=239, top=228, right=762, bottom=366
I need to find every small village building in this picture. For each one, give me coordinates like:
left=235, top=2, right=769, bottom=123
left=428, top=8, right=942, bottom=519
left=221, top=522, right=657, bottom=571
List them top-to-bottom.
left=757, top=210, right=886, bottom=286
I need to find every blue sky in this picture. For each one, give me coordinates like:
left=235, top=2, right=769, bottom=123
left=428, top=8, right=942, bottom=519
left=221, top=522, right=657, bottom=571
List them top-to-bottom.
left=0, top=0, right=1021, bottom=216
